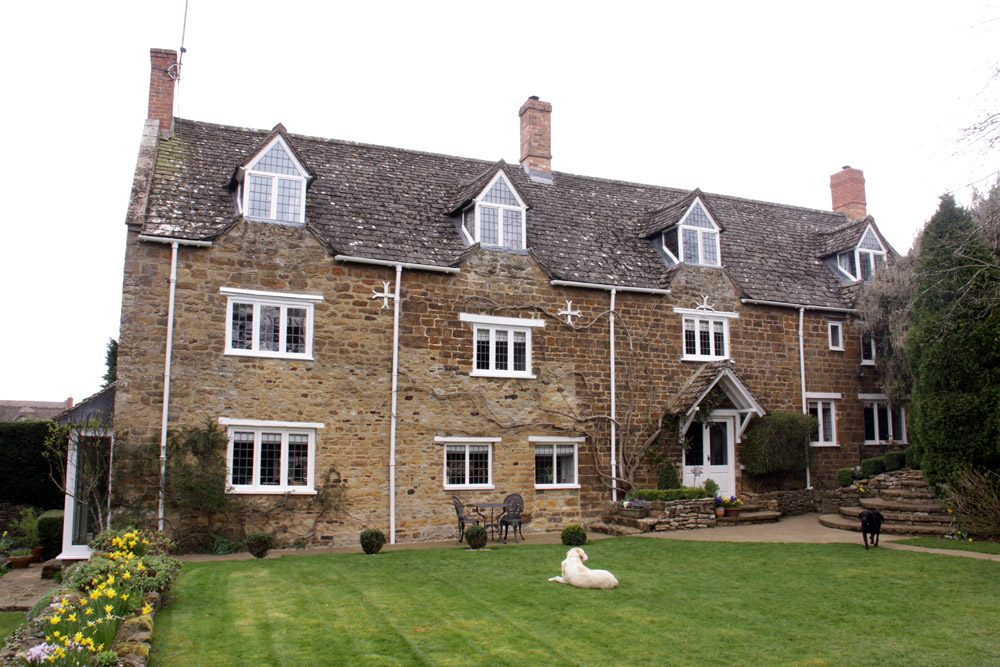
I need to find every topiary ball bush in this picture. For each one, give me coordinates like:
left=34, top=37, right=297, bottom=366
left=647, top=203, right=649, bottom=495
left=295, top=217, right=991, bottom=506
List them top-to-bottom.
left=884, top=450, right=906, bottom=472
left=861, top=456, right=886, bottom=479
left=836, top=467, right=855, bottom=488
left=703, top=478, right=719, bottom=497
left=561, top=524, right=587, bottom=546
left=463, top=525, right=488, bottom=549
left=360, top=528, right=387, bottom=555
left=245, top=532, right=275, bottom=559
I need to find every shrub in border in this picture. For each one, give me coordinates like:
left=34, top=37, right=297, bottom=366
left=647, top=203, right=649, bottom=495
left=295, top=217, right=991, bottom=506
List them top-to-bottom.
left=884, top=450, right=906, bottom=472
left=861, top=456, right=886, bottom=478
left=658, top=460, right=680, bottom=490
left=836, top=467, right=855, bottom=488
left=37, top=509, right=63, bottom=560
left=561, top=524, right=587, bottom=546
left=463, top=525, right=488, bottom=549
left=360, top=528, right=387, bottom=554
left=245, top=532, right=275, bottom=559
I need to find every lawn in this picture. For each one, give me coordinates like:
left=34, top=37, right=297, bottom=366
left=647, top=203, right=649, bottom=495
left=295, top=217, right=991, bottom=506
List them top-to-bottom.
left=895, top=537, right=1000, bottom=555
left=152, top=538, right=1000, bottom=666
left=1, top=611, right=25, bottom=643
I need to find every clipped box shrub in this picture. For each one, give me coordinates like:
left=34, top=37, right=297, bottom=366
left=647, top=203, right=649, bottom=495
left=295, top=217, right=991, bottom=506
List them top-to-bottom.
left=884, top=450, right=906, bottom=472
left=861, top=456, right=886, bottom=479
left=658, top=461, right=680, bottom=490
left=836, top=467, right=855, bottom=488
left=629, top=487, right=708, bottom=502
left=37, top=509, right=63, bottom=560
left=561, top=524, right=587, bottom=546
left=463, top=525, right=487, bottom=549
left=360, top=528, right=386, bottom=555
left=245, top=532, right=275, bottom=559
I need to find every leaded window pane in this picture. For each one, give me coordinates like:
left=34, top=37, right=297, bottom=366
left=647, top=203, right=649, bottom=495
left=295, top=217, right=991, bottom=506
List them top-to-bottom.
left=255, top=143, right=300, bottom=176
left=247, top=175, right=272, bottom=218
left=276, top=179, right=302, bottom=222
left=483, top=179, right=519, bottom=206
left=684, top=202, right=714, bottom=229
left=481, top=207, right=499, bottom=245
left=463, top=208, right=475, bottom=236
left=503, top=209, right=522, bottom=247
left=682, top=228, right=699, bottom=263
left=859, top=228, right=883, bottom=251
left=701, top=231, right=719, bottom=265
left=839, top=251, right=857, bottom=277
left=860, top=251, right=875, bottom=283
left=232, top=303, right=254, bottom=350
left=259, top=305, right=281, bottom=352
left=286, top=308, right=306, bottom=354
left=684, top=319, right=696, bottom=356
left=699, top=320, right=710, bottom=355
left=713, top=321, right=725, bottom=356
left=476, top=329, right=491, bottom=370
left=495, top=330, right=508, bottom=370
left=513, top=331, right=526, bottom=371
left=862, top=334, right=875, bottom=361
left=808, top=402, right=820, bottom=441
left=821, top=403, right=834, bottom=442
left=864, top=403, right=876, bottom=441
left=877, top=403, right=890, bottom=441
left=891, top=406, right=905, bottom=441
left=686, top=425, right=704, bottom=466
left=232, top=432, right=255, bottom=486
left=260, top=433, right=282, bottom=485
left=288, top=434, right=308, bottom=485
left=445, top=445, right=465, bottom=485
left=468, top=445, right=489, bottom=485
left=535, top=445, right=554, bottom=484
left=555, top=445, right=575, bottom=484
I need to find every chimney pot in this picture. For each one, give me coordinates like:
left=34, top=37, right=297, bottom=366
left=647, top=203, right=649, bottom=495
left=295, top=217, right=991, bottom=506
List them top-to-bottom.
left=148, top=48, right=178, bottom=135
left=519, top=97, right=552, bottom=176
left=830, top=166, right=867, bottom=220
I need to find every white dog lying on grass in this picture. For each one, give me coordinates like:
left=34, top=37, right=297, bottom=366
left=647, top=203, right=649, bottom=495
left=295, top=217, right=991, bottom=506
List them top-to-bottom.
left=547, top=547, right=619, bottom=589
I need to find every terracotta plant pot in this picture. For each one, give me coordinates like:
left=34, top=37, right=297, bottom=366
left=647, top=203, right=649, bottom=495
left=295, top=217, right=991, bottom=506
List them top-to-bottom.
left=715, top=507, right=725, bottom=518
left=620, top=508, right=649, bottom=519
left=724, top=508, right=742, bottom=518
left=30, top=547, right=43, bottom=563
left=9, top=555, right=33, bottom=569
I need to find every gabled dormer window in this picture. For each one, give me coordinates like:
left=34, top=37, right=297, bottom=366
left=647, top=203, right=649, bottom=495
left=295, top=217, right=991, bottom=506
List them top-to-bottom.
left=240, top=137, right=308, bottom=224
left=461, top=173, right=527, bottom=249
left=662, top=200, right=721, bottom=267
left=837, top=225, right=886, bottom=284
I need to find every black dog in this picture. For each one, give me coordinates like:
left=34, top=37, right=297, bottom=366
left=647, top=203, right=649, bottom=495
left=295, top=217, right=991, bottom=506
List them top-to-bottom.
left=859, top=509, right=884, bottom=549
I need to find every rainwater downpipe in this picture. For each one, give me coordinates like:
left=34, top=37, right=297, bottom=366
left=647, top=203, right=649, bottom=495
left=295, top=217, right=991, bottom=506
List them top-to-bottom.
left=138, top=235, right=213, bottom=531
left=388, top=264, right=402, bottom=544
left=609, top=288, right=618, bottom=503
left=798, top=307, right=812, bottom=489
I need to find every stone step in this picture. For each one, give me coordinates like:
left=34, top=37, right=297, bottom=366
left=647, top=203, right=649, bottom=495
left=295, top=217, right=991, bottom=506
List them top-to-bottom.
left=881, top=487, right=937, bottom=500
left=860, top=497, right=944, bottom=513
left=839, top=504, right=951, bottom=526
left=715, top=510, right=782, bottom=526
left=820, top=513, right=950, bottom=535
left=588, top=521, right=644, bottom=537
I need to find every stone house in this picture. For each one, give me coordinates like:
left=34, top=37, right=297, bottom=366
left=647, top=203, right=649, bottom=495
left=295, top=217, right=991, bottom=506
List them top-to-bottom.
left=101, top=48, right=904, bottom=547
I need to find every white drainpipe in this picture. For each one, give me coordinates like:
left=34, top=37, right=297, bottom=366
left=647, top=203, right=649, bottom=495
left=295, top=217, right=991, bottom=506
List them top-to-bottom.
left=388, top=264, right=402, bottom=544
left=610, top=288, right=618, bottom=503
left=798, top=307, right=812, bottom=489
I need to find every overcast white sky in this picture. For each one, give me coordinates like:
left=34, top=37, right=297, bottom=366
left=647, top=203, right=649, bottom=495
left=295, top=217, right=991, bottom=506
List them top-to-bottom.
left=1, top=1, right=997, bottom=404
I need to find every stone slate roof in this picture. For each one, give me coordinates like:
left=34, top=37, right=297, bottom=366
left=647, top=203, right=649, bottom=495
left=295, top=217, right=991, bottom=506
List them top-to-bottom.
left=136, top=118, right=891, bottom=309
left=665, top=361, right=763, bottom=417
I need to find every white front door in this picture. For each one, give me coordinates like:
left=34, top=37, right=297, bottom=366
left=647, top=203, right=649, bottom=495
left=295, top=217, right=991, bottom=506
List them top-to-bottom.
left=683, top=418, right=735, bottom=497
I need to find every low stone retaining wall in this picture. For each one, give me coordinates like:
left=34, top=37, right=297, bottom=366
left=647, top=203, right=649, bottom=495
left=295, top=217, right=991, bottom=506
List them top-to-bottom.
left=820, top=469, right=929, bottom=512
left=742, top=489, right=819, bottom=516
left=647, top=498, right=716, bottom=531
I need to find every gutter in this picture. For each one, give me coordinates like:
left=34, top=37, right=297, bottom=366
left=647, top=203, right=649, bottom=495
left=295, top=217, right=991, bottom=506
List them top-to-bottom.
left=138, top=235, right=213, bottom=531
left=335, top=255, right=457, bottom=544
left=550, top=279, right=670, bottom=296
left=741, top=298, right=856, bottom=315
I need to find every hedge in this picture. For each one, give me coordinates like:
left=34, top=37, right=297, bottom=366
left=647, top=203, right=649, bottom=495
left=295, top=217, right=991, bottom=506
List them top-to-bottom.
left=739, top=412, right=816, bottom=475
left=0, top=421, right=63, bottom=508
left=884, top=450, right=906, bottom=472
left=861, top=456, right=886, bottom=478
left=628, top=487, right=709, bottom=502
left=38, top=509, right=64, bottom=560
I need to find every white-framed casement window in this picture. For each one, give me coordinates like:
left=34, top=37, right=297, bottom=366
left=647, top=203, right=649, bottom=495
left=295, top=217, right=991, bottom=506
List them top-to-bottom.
left=239, top=137, right=308, bottom=224
left=461, top=173, right=527, bottom=250
left=662, top=199, right=721, bottom=267
left=836, top=225, right=887, bottom=284
left=222, top=287, right=322, bottom=360
left=674, top=307, right=737, bottom=361
left=459, top=313, right=544, bottom=378
left=828, top=321, right=844, bottom=351
left=861, top=333, right=876, bottom=365
left=806, top=393, right=840, bottom=446
left=860, top=394, right=907, bottom=444
left=219, top=418, right=322, bottom=494
left=531, top=436, right=583, bottom=489
left=437, top=437, right=497, bottom=489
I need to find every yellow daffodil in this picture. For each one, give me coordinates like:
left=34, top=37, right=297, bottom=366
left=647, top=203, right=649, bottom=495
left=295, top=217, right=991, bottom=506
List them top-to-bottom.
left=104, top=604, right=113, bottom=614
left=142, top=604, right=153, bottom=615
left=67, top=613, right=76, bottom=622
left=49, top=616, right=61, bottom=625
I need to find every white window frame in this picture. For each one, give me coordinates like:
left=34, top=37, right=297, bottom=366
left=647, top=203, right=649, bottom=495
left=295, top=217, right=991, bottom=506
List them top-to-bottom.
left=239, top=136, right=308, bottom=224
left=465, top=172, right=527, bottom=250
left=672, top=199, right=722, bottom=267
left=835, top=224, right=887, bottom=283
left=222, top=287, right=322, bottom=360
left=674, top=307, right=737, bottom=361
left=459, top=313, right=544, bottom=378
left=828, top=321, right=844, bottom=351
left=861, top=333, right=876, bottom=366
left=806, top=392, right=840, bottom=447
left=859, top=394, right=908, bottom=444
left=219, top=418, right=322, bottom=494
left=437, top=436, right=497, bottom=490
left=530, top=436, right=583, bottom=489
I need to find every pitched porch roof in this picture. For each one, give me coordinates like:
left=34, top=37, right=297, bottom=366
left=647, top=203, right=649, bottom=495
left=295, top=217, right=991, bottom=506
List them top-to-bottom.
left=667, top=361, right=765, bottom=441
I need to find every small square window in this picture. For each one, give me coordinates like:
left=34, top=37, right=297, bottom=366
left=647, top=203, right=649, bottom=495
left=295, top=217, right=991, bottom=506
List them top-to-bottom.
left=222, top=288, right=322, bottom=360
left=460, top=314, right=544, bottom=378
left=681, top=316, right=728, bottom=360
left=829, top=322, right=844, bottom=351
left=861, top=333, right=876, bottom=365
left=807, top=399, right=837, bottom=445
left=222, top=420, right=320, bottom=494
left=532, top=438, right=582, bottom=488
left=439, top=439, right=496, bottom=489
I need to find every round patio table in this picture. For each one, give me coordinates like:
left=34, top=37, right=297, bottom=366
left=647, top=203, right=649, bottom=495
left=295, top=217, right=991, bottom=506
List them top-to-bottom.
left=470, top=502, right=506, bottom=540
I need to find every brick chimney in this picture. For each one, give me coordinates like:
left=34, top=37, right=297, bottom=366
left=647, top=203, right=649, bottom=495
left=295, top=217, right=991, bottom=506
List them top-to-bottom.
left=148, top=48, right=178, bottom=134
left=519, top=96, right=552, bottom=176
left=830, top=166, right=867, bottom=220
